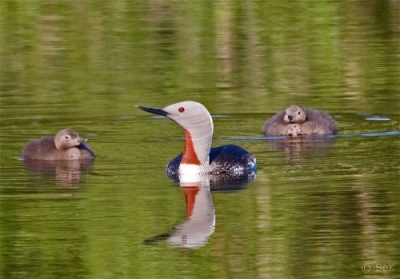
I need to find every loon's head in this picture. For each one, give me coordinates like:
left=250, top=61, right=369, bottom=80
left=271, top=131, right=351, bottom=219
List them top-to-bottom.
left=137, top=101, right=213, bottom=132
left=284, top=104, right=307, bottom=124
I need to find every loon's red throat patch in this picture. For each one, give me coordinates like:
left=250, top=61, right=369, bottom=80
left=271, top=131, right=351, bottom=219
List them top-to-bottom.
left=181, top=130, right=201, bottom=165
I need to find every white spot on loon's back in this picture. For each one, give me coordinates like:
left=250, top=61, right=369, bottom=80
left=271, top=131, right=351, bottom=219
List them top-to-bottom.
left=179, top=164, right=210, bottom=183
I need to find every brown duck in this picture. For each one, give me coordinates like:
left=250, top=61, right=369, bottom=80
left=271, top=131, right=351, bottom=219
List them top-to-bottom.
left=263, top=105, right=338, bottom=136
left=22, top=129, right=95, bottom=160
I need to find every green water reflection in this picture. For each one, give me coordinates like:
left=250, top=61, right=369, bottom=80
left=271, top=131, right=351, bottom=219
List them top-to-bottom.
left=1, top=1, right=399, bottom=279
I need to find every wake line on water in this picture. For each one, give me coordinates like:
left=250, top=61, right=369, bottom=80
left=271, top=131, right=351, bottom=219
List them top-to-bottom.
left=221, top=130, right=400, bottom=141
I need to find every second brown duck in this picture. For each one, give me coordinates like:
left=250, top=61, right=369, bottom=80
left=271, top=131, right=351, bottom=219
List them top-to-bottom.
left=263, top=105, right=338, bottom=136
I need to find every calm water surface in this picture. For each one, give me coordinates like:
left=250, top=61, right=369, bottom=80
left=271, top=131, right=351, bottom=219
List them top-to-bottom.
left=1, top=1, right=399, bottom=279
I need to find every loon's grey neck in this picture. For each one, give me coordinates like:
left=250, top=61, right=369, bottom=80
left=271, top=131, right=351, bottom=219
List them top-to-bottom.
left=183, top=113, right=213, bottom=167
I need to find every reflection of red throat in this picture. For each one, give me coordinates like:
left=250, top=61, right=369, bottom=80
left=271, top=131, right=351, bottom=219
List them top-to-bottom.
left=181, top=130, right=201, bottom=165
left=182, top=187, right=199, bottom=219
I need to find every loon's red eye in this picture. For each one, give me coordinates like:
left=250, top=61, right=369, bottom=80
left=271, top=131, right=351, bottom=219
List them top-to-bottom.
left=178, top=107, right=185, bottom=113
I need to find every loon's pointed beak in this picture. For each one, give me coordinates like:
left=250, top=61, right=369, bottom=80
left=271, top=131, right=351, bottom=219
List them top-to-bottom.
left=137, top=105, right=168, bottom=117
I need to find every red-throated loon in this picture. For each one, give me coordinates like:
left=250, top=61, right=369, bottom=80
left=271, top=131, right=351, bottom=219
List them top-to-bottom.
left=137, top=101, right=257, bottom=180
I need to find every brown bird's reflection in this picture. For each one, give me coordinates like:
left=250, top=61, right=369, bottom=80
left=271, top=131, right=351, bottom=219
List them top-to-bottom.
left=266, top=136, right=336, bottom=163
left=22, top=159, right=94, bottom=187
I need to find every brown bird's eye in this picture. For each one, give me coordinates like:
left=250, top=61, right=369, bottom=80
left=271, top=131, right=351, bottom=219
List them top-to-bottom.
left=178, top=107, right=185, bottom=113
left=298, top=111, right=301, bottom=115
left=65, top=135, right=70, bottom=139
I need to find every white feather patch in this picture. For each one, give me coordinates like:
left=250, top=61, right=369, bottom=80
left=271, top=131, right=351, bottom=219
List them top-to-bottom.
left=179, top=164, right=209, bottom=183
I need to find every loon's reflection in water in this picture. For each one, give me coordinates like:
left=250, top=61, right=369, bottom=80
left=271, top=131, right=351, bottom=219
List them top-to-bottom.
left=144, top=173, right=255, bottom=249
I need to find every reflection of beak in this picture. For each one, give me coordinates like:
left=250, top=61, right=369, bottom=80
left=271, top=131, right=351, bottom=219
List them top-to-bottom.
left=137, top=105, right=168, bottom=117
left=143, top=233, right=170, bottom=245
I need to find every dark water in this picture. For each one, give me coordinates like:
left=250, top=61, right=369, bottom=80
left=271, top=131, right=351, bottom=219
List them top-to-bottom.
left=1, top=1, right=399, bottom=279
